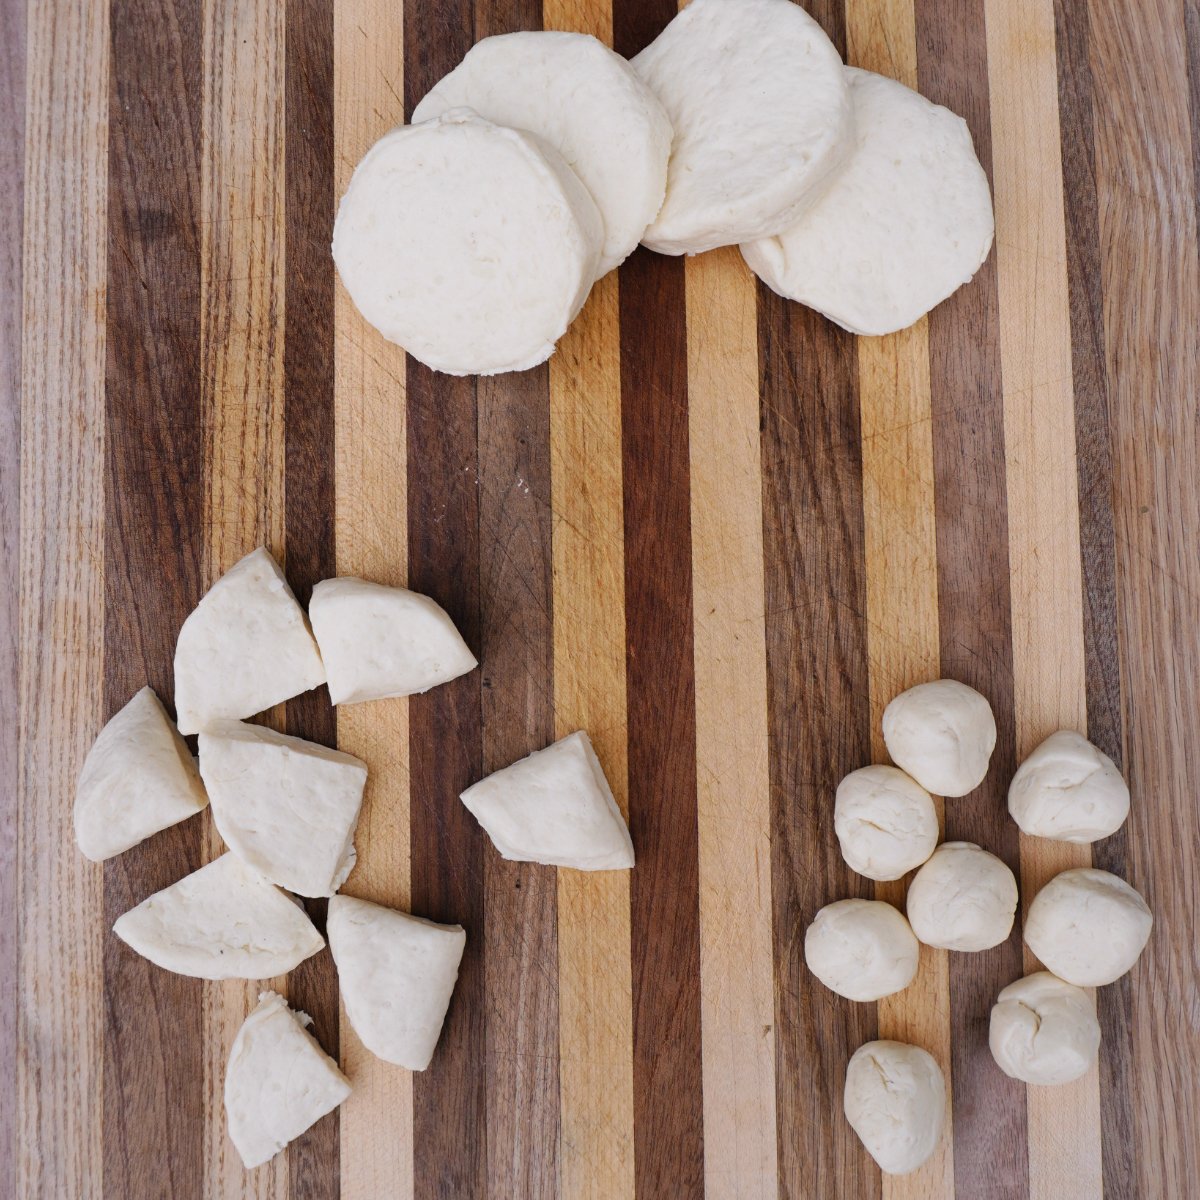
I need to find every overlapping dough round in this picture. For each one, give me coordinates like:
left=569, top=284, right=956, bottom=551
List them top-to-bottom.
left=333, top=108, right=604, bottom=375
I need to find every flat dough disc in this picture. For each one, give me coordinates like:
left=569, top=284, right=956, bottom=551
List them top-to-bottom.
left=632, top=0, right=852, bottom=255
left=413, top=32, right=671, bottom=276
left=741, top=67, right=995, bottom=335
left=333, top=108, right=604, bottom=376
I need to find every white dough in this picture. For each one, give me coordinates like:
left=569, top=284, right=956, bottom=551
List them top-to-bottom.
left=631, top=0, right=852, bottom=255
left=412, top=32, right=671, bottom=276
left=741, top=67, right=994, bottom=335
left=333, top=109, right=604, bottom=375
left=173, top=547, right=325, bottom=736
left=308, top=577, right=477, bottom=704
left=882, top=679, right=997, bottom=797
left=75, top=686, right=208, bottom=861
left=199, top=721, right=367, bottom=898
left=460, top=730, right=634, bottom=870
left=1008, top=730, right=1129, bottom=843
left=834, top=765, right=938, bottom=881
left=905, top=841, right=1017, bottom=952
left=113, top=852, right=324, bottom=980
left=1024, top=868, right=1152, bottom=986
left=327, top=896, right=466, bottom=1071
left=804, top=899, right=919, bottom=1002
left=989, top=971, right=1100, bottom=1086
left=225, top=991, right=351, bottom=1169
left=844, top=1040, right=945, bottom=1176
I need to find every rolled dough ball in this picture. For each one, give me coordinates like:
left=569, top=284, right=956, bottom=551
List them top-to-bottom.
left=882, top=679, right=997, bottom=797
left=1008, top=730, right=1129, bottom=843
left=834, top=765, right=939, bottom=880
left=905, top=841, right=1017, bottom=951
left=1024, top=868, right=1152, bottom=986
left=805, top=899, right=919, bottom=1001
left=989, top=971, right=1100, bottom=1086
left=844, top=1040, right=946, bottom=1175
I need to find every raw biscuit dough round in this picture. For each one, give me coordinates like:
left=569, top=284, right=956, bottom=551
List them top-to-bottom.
left=631, top=0, right=852, bottom=255
left=412, top=32, right=671, bottom=276
left=741, top=67, right=994, bottom=335
left=333, top=108, right=604, bottom=376
left=881, top=678, right=997, bottom=797
left=1008, top=729, right=1129, bottom=843
left=834, top=765, right=939, bottom=881
left=905, top=841, right=1017, bottom=952
left=1024, top=868, right=1152, bottom=986
left=805, top=899, right=920, bottom=1002
left=989, top=971, right=1101, bottom=1086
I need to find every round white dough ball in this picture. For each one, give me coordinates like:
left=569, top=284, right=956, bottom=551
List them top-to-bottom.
left=631, top=0, right=852, bottom=255
left=412, top=32, right=672, bottom=277
left=741, top=67, right=994, bottom=335
left=332, top=109, right=603, bottom=376
left=882, top=679, right=997, bottom=797
left=1008, top=730, right=1129, bottom=843
left=835, top=765, right=939, bottom=881
left=905, top=842, right=1017, bottom=951
left=1024, top=868, right=1152, bottom=986
left=804, top=900, right=920, bottom=1002
left=989, top=971, right=1100, bottom=1086
left=844, top=1040, right=945, bottom=1175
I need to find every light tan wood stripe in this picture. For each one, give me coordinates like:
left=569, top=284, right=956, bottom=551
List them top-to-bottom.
left=200, top=0, right=288, bottom=1193
left=16, top=1, right=107, bottom=1194
left=984, top=3, right=1102, bottom=1195
left=331, top=5, right=413, bottom=1197
left=845, top=5, right=955, bottom=1196
left=684, top=247, right=777, bottom=1199
left=548, top=269, right=636, bottom=1200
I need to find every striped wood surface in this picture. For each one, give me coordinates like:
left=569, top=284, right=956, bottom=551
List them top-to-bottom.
left=7, top=0, right=1200, bottom=1195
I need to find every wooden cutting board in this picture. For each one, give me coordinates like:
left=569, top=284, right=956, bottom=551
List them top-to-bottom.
left=6, top=0, right=1198, bottom=1196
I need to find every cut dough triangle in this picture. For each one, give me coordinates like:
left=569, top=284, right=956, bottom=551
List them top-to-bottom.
left=173, top=547, right=326, bottom=735
left=308, top=577, right=478, bottom=704
left=75, top=686, right=208, bottom=861
left=199, top=720, right=367, bottom=897
left=113, top=852, right=324, bottom=979
left=327, top=896, right=466, bottom=1071
left=225, top=991, right=351, bottom=1169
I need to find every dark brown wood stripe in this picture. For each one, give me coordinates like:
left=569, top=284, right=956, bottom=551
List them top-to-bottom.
left=0, top=0, right=23, bottom=1192
left=103, top=1, right=205, bottom=1196
left=282, top=1, right=340, bottom=1197
left=1053, top=1, right=1135, bottom=1193
left=914, top=3, right=1029, bottom=1196
left=404, top=6, right=489, bottom=1198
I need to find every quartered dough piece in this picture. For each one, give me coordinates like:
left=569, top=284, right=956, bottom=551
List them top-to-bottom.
left=632, top=0, right=852, bottom=255
left=412, top=31, right=671, bottom=276
left=741, top=67, right=995, bottom=335
left=333, top=108, right=604, bottom=375
left=173, top=547, right=325, bottom=735
left=308, top=577, right=477, bottom=704
left=75, top=686, right=208, bottom=861
left=199, top=721, right=367, bottom=898
left=460, top=730, right=634, bottom=870
left=112, top=852, right=324, bottom=980
left=327, top=896, right=466, bottom=1071
left=226, top=991, right=351, bottom=1169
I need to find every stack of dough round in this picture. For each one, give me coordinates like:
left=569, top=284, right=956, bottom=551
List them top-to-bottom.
left=412, top=31, right=671, bottom=277
left=333, top=109, right=604, bottom=376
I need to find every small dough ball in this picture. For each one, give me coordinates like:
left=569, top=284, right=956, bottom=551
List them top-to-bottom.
left=882, top=679, right=997, bottom=797
left=1008, top=730, right=1129, bottom=843
left=835, top=765, right=939, bottom=880
left=905, top=842, right=1017, bottom=951
left=1024, top=868, right=1152, bottom=986
left=805, top=900, right=919, bottom=1001
left=989, top=971, right=1100, bottom=1085
left=844, top=1040, right=946, bottom=1175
